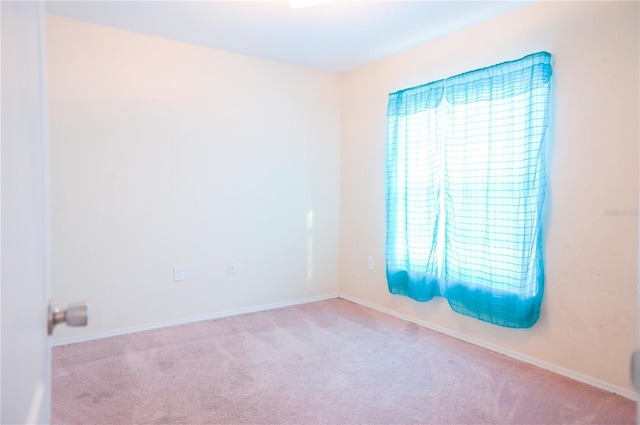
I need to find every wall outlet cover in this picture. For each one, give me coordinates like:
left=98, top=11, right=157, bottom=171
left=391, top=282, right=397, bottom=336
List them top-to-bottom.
left=367, top=256, right=374, bottom=271
left=228, top=262, right=237, bottom=275
left=174, top=266, right=185, bottom=281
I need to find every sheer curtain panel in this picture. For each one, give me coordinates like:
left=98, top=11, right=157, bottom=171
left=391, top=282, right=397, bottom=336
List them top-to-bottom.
left=385, top=52, right=553, bottom=328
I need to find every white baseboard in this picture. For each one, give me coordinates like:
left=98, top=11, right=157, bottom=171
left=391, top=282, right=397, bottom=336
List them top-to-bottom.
left=51, top=293, right=340, bottom=347
left=338, top=293, right=637, bottom=401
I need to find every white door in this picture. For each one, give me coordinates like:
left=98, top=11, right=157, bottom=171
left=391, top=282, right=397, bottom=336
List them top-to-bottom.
left=1, top=2, right=52, bottom=423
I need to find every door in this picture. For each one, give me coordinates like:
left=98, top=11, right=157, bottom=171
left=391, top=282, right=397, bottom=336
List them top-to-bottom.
left=1, top=2, right=52, bottom=423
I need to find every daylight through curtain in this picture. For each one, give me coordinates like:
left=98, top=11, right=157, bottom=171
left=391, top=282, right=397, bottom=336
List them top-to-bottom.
left=385, top=52, right=552, bottom=328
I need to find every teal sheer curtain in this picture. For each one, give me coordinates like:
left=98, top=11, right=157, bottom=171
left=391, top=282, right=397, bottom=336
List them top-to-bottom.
left=385, top=52, right=552, bottom=328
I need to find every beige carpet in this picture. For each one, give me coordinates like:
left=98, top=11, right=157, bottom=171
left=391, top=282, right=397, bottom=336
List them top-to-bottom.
left=52, top=299, right=634, bottom=424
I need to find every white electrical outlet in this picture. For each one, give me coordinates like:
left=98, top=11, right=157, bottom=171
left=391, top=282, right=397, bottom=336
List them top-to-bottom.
left=367, top=256, right=374, bottom=271
left=228, top=261, right=237, bottom=275
left=174, top=266, right=185, bottom=281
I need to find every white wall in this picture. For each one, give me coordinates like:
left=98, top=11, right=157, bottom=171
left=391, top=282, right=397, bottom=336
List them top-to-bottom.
left=340, top=1, right=639, bottom=394
left=47, top=15, right=340, bottom=340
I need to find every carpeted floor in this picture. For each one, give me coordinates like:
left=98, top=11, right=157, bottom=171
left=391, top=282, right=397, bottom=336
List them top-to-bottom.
left=52, top=298, right=635, bottom=424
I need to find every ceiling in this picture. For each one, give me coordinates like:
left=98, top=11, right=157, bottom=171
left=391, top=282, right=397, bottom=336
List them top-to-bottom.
left=45, top=1, right=532, bottom=74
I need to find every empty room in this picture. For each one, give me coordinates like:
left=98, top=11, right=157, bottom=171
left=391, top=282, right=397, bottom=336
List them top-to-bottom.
left=2, top=0, right=639, bottom=424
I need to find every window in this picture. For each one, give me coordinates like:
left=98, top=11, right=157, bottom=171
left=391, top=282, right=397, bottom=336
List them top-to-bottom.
left=385, top=52, right=552, bottom=328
